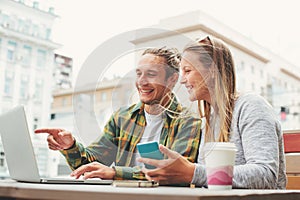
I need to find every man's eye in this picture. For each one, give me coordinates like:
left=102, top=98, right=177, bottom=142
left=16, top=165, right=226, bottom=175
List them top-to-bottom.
left=147, top=73, right=156, bottom=77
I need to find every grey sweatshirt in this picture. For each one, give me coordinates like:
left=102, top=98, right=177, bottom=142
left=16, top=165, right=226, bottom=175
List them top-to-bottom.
left=192, top=93, right=287, bottom=189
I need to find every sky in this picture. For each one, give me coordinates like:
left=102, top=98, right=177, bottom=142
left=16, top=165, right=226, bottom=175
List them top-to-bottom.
left=51, top=0, right=300, bottom=82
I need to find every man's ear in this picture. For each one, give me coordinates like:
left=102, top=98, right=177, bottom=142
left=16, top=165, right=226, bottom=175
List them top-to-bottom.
left=167, top=73, right=179, bottom=88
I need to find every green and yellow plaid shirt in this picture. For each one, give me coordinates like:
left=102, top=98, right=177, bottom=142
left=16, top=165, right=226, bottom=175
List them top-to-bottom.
left=61, top=95, right=202, bottom=180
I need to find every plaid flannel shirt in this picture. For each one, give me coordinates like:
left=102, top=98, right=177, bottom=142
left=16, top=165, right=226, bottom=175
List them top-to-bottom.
left=61, top=95, right=202, bottom=180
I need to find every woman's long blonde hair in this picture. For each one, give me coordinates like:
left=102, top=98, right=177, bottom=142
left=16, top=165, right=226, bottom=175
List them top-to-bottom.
left=184, top=36, right=237, bottom=142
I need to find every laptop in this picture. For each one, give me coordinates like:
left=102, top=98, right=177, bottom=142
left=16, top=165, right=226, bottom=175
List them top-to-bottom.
left=0, top=105, right=113, bottom=185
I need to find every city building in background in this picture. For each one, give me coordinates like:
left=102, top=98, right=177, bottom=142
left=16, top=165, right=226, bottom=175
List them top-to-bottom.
left=0, top=0, right=60, bottom=178
left=53, top=53, right=72, bottom=90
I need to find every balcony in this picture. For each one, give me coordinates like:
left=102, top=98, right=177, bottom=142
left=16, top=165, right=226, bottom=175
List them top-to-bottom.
left=0, top=25, right=60, bottom=49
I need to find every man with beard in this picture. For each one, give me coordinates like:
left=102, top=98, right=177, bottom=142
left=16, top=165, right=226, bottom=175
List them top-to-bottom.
left=35, top=47, right=201, bottom=180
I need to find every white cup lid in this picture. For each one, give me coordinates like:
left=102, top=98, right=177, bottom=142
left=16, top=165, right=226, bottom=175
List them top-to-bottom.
left=204, top=142, right=237, bottom=151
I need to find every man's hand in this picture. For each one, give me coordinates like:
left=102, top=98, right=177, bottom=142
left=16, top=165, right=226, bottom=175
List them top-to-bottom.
left=34, top=128, right=75, bottom=150
left=137, top=144, right=195, bottom=185
left=70, top=162, right=116, bottom=180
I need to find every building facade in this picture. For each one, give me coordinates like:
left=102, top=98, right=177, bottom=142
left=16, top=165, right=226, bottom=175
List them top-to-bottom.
left=0, top=0, right=60, bottom=178
left=53, top=53, right=72, bottom=90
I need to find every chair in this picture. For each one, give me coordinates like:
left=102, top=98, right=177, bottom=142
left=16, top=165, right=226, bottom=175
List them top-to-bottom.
left=283, top=130, right=300, bottom=190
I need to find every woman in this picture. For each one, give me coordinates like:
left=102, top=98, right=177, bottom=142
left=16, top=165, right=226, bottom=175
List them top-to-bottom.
left=137, top=36, right=286, bottom=189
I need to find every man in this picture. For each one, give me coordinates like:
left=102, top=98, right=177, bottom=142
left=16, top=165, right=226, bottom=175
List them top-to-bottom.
left=35, top=47, right=201, bottom=180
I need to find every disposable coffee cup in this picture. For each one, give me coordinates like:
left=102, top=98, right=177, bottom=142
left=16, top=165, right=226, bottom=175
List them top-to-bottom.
left=204, top=142, right=237, bottom=190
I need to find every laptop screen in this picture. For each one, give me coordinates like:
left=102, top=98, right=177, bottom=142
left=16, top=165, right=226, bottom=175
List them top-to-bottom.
left=0, top=105, right=41, bottom=182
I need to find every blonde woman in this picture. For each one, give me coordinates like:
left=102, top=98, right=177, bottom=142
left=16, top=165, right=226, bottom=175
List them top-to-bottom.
left=138, top=36, right=286, bottom=189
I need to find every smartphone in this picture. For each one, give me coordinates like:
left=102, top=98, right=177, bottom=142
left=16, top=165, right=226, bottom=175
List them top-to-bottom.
left=137, top=141, right=164, bottom=169
left=112, top=180, right=159, bottom=187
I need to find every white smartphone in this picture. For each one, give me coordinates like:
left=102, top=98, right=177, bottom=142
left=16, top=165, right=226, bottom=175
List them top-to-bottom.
left=112, top=180, right=159, bottom=187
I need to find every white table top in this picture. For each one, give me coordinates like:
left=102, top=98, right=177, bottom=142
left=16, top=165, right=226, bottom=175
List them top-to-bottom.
left=0, top=179, right=300, bottom=200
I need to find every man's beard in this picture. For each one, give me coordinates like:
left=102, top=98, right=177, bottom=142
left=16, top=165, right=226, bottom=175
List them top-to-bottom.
left=141, top=99, right=160, bottom=105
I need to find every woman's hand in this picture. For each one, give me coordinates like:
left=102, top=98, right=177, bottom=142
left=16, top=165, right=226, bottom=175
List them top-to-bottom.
left=137, top=145, right=195, bottom=185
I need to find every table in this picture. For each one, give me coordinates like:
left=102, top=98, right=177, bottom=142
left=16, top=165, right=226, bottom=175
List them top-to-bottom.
left=1, top=179, right=300, bottom=200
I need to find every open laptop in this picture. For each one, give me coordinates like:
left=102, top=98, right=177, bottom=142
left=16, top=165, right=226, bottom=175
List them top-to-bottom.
left=0, top=105, right=113, bottom=185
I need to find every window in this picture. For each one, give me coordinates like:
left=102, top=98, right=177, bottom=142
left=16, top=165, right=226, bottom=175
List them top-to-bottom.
left=33, top=1, right=39, bottom=9
left=48, top=7, right=55, bottom=14
left=0, top=13, right=9, bottom=27
left=17, top=18, right=24, bottom=32
left=23, top=19, right=31, bottom=34
left=31, top=24, right=39, bottom=37
left=39, top=24, right=48, bottom=39
left=45, top=28, right=51, bottom=40
left=7, top=41, right=17, bottom=62
left=22, top=45, right=32, bottom=66
left=36, top=49, right=46, bottom=68
left=237, top=61, right=245, bottom=71
left=251, top=65, right=255, bottom=74
left=260, top=69, right=264, bottom=78
left=4, top=71, right=14, bottom=96
left=20, top=75, right=29, bottom=99
left=34, top=79, right=44, bottom=101
left=278, top=79, right=282, bottom=87
left=101, top=92, right=107, bottom=101
left=50, top=113, right=56, bottom=120
left=33, top=117, right=39, bottom=130
left=0, top=151, right=5, bottom=168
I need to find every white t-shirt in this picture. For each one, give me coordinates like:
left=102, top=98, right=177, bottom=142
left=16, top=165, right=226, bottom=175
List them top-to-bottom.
left=133, top=110, right=164, bottom=166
